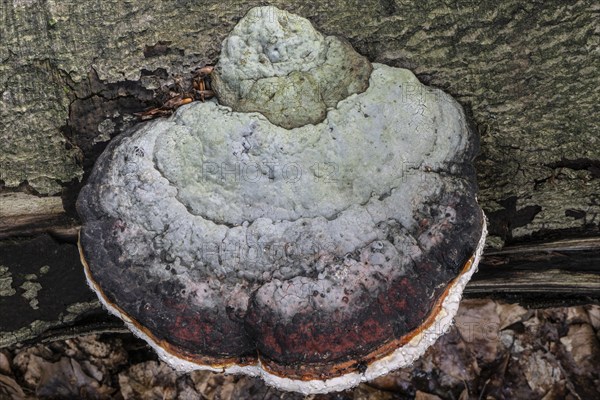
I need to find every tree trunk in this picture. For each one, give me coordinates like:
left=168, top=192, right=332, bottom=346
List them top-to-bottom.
left=1, top=0, right=598, bottom=346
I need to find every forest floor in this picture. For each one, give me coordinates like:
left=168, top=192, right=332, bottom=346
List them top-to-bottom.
left=1, top=300, right=599, bottom=400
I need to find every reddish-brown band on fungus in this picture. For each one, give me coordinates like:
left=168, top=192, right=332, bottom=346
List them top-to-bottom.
left=79, top=217, right=486, bottom=382
left=78, top=235, right=254, bottom=370
left=81, top=237, right=477, bottom=379
left=256, top=256, right=480, bottom=381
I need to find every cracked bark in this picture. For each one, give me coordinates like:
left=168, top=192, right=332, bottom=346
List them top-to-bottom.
left=1, top=0, right=598, bottom=347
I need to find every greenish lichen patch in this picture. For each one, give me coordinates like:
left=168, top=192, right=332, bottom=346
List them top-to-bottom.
left=0, top=235, right=103, bottom=348
left=0, top=266, right=16, bottom=297
left=20, top=277, right=42, bottom=310
left=0, top=300, right=101, bottom=348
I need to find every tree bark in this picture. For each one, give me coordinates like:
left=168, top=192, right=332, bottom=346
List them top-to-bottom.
left=1, top=0, right=598, bottom=346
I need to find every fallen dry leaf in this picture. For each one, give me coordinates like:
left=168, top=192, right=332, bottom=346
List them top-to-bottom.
left=455, top=299, right=500, bottom=364
left=496, top=302, right=529, bottom=330
left=585, top=305, right=600, bottom=331
left=560, top=323, right=600, bottom=371
left=522, top=351, right=562, bottom=394
left=35, top=357, right=114, bottom=399
left=118, top=360, right=178, bottom=400
left=0, top=374, right=27, bottom=399
left=415, top=390, right=443, bottom=400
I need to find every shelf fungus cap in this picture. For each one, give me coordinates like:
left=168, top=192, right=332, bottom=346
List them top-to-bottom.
left=77, top=6, right=487, bottom=395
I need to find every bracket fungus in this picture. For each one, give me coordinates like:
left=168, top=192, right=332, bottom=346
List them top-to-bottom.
left=77, top=6, right=487, bottom=394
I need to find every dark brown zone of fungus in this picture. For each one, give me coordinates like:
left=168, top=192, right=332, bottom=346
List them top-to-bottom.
left=79, top=186, right=483, bottom=380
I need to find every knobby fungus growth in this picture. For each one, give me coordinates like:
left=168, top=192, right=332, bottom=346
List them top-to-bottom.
left=78, top=6, right=487, bottom=394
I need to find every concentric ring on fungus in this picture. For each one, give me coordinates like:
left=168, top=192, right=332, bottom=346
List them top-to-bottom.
left=77, top=6, right=487, bottom=394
